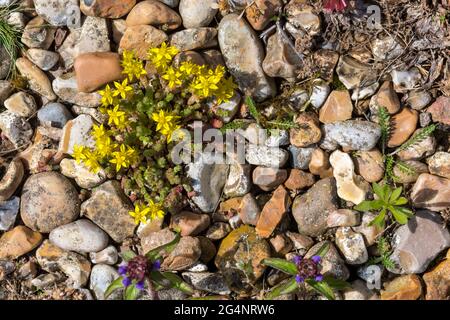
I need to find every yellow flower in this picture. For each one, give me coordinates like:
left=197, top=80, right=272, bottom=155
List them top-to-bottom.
left=147, top=42, right=179, bottom=70
left=122, top=50, right=135, bottom=65
left=122, top=51, right=147, bottom=81
left=179, top=61, right=196, bottom=77
left=162, top=66, right=183, bottom=89
left=192, top=75, right=220, bottom=98
left=215, top=76, right=238, bottom=104
left=112, top=79, right=133, bottom=99
left=99, top=84, right=114, bottom=107
left=107, top=105, right=126, bottom=127
left=151, top=110, right=175, bottom=132
left=160, top=122, right=181, bottom=143
left=91, top=124, right=109, bottom=141
left=96, top=136, right=117, bottom=158
left=109, top=144, right=132, bottom=172
left=72, top=145, right=87, bottom=164
left=83, top=149, right=102, bottom=173
left=147, top=199, right=165, bottom=221
left=129, top=204, right=151, bottom=225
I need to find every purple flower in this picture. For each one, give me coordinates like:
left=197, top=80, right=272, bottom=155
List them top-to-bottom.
left=293, top=254, right=323, bottom=283
left=292, top=255, right=302, bottom=265
left=311, top=255, right=321, bottom=264
left=153, top=260, right=161, bottom=271
left=118, top=265, right=127, bottom=276
left=295, top=275, right=304, bottom=283
left=315, top=275, right=324, bottom=282
left=122, top=277, right=131, bottom=287
left=136, top=280, right=145, bottom=290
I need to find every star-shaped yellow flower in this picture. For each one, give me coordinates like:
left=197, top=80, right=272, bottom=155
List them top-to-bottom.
left=112, top=79, right=133, bottom=99
left=99, top=84, right=114, bottom=107
left=129, top=204, right=151, bottom=225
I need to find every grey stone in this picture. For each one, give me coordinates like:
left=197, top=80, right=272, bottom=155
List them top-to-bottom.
left=34, top=0, right=79, bottom=26
left=179, top=0, right=217, bottom=28
left=26, top=48, right=60, bottom=71
left=38, top=102, right=73, bottom=128
left=0, top=111, right=33, bottom=148
left=321, top=120, right=381, bottom=151
left=246, top=144, right=289, bottom=167
left=288, top=145, right=315, bottom=170
left=0, top=197, right=19, bottom=231
left=335, top=227, right=368, bottom=265
left=305, top=241, right=350, bottom=280
left=90, top=246, right=118, bottom=265
left=90, top=264, right=121, bottom=300
left=182, top=272, right=231, bottom=295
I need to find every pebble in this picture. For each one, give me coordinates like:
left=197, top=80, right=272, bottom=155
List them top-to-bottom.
left=34, top=0, right=79, bottom=26
left=80, top=0, right=136, bottom=19
left=126, top=0, right=182, bottom=30
left=179, top=0, right=217, bottom=28
left=246, top=0, right=283, bottom=31
left=285, top=1, right=321, bottom=36
left=218, top=13, right=276, bottom=102
left=21, top=16, right=56, bottom=49
left=58, top=17, right=111, bottom=69
left=112, top=19, right=127, bottom=45
left=119, top=25, right=168, bottom=60
left=170, top=28, right=218, bottom=52
left=262, top=28, right=302, bottom=81
left=371, top=35, right=403, bottom=61
left=0, top=46, right=12, bottom=79
left=202, top=49, right=225, bottom=69
left=74, top=52, right=124, bottom=93
left=336, top=55, right=376, bottom=90
left=16, top=57, right=56, bottom=101
left=391, top=67, right=422, bottom=92
left=53, top=73, right=102, bottom=107
left=309, top=80, right=331, bottom=109
left=0, top=81, right=13, bottom=104
left=369, top=81, right=401, bottom=115
left=351, top=82, right=379, bottom=101
left=319, top=90, right=353, bottom=123
left=406, top=90, right=432, bottom=110
left=4, top=92, right=37, bottom=118
left=211, top=92, right=241, bottom=123
left=427, top=96, right=450, bottom=125
left=37, top=102, right=73, bottom=129
left=72, top=105, right=108, bottom=124
left=388, top=108, right=418, bottom=148
left=0, top=111, right=33, bottom=148
left=290, top=112, right=321, bottom=147
left=58, top=114, right=96, bottom=155
left=321, top=120, right=381, bottom=151
left=397, top=128, right=435, bottom=160
left=246, top=144, right=289, bottom=168
left=288, top=145, right=314, bottom=170
left=308, top=148, right=332, bottom=178
left=353, top=149, right=385, bottom=183
left=330, top=150, right=367, bottom=205
left=187, top=152, right=228, bottom=213
left=427, top=152, right=450, bottom=179
left=0, top=158, right=24, bottom=201
left=60, top=158, right=107, bottom=189
left=392, top=160, right=428, bottom=184
left=223, top=161, right=251, bottom=198
left=253, top=167, right=287, bottom=191
left=284, top=169, right=314, bottom=191
left=20, top=172, right=80, bottom=233
left=410, top=174, right=450, bottom=212
left=292, top=177, right=338, bottom=237
left=81, top=181, right=136, bottom=243
left=256, top=185, right=290, bottom=238
left=237, top=193, right=261, bottom=226
left=0, top=197, right=20, bottom=231
left=327, top=209, right=361, bottom=228
left=389, top=210, right=450, bottom=274
left=170, top=211, right=210, bottom=236
left=353, top=212, right=383, bottom=246
left=49, top=219, right=109, bottom=253
left=206, top=222, right=231, bottom=240
left=0, top=225, right=43, bottom=260
left=215, top=225, right=271, bottom=293
left=140, top=227, right=176, bottom=254
left=335, top=227, right=368, bottom=265
left=286, top=231, right=314, bottom=255
left=161, top=236, right=201, bottom=271
left=36, top=240, right=91, bottom=289
left=305, top=241, right=350, bottom=280
left=90, top=246, right=118, bottom=265
left=423, top=249, right=450, bottom=300
left=0, top=260, right=15, bottom=280
left=90, top=264, right=121, bottom=300
left=182, top=272, right=230, bottom=295
left=31, top=273, right=63, bottom=289
left=381, top=275, right=422, bottom=300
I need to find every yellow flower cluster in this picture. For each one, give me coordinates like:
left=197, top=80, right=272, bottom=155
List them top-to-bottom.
left=147, top=42, right=237, bottom=103
left=122, top=50, right=147, bottom=81
left=151, top=110, right=181, bottom=143
left=72, top=124, right=138, bottom=174
left=128, top=200, right=165, bottom=225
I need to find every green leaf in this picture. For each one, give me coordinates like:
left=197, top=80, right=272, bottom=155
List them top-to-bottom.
left=372, top=182, right=385, bottom=199
left=389, top=187, right=403, bottom=203
left=393, top=197, right=408, bottom=206
left=354, top=199, right=383, bottom=212
left=389, top=206, right=409, bottom=224
left=369, top=209, right=386, bottom=228
left=145, top=232, right=180, bottom=261
left=315, top=243, right=330, bottom=258
left=120, top=250, right=136, bottom=262
left=262, top=258, right=298, bottom=275
left=161, top=272, right=194, bottom=295
left=104, top=276, right=124, bottom=299
left=323, top=276, right=351, bottom=290
left=265, top=278, right=298, bottom=300
left=305, top=279, right=335, bottom=300
left=124, top=283, right=140, bottom=300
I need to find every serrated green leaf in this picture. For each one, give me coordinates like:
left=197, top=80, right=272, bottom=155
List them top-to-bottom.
left=389, top=187, right=403, bottom=203
left=369, top=209, right=386, bottom=228
left=145, top=232, right=180, bottom=261
left=315, top=243, right=330, bottom=258
left=120, top=250, right=136, bottom=262
left=262, top=258, right=298, bottom=275
left=161, top=272, right=194, bottom=295
left=104, top=276, right=124, bottom=299
left=323, top=276, right=351, bottom=290
left=265, top=278, right=298, bottom=300
left=305, top=279, right=335, bottom=300
left=124, top=283, right=141, bottom=300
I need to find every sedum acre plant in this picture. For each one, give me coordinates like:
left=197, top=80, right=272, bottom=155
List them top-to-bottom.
left=72, top=43, right=237, bottom=225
